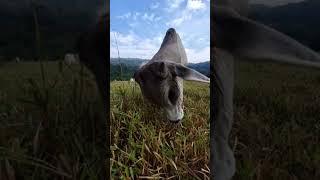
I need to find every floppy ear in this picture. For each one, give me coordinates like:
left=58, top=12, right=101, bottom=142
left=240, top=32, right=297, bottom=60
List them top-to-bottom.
left=213, top=6, right=320, bottom=68
left=173, top=63, right=210, bottom=83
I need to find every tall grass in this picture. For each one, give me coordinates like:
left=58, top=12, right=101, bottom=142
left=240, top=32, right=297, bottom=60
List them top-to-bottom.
left=0, top=3, right=105, bottom=179
left=113, top=32, right=123, bottom=81
left=232, top=61, right=320, bottom=180
left=0, top=62, right=105, bottom=179
left=110, top=80, right=210, bottom=179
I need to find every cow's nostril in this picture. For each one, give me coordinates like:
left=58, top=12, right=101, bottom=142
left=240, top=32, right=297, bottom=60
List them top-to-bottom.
left=169, top=119, right=181, bottom=124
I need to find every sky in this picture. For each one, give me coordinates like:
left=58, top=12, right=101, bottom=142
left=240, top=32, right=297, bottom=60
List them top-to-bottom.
left=110, top=0, right=210, bottom=63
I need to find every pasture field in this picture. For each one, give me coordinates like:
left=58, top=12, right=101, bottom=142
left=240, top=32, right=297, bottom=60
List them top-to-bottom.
left=0, top=61, right=105, bottom=179
left=0, top=61, right=319, bottom=179
left=110, top=61, right=320, bottom=179
left=233, top=61, right=320, bottom=180
left=110, top=81, right=210, bottom=179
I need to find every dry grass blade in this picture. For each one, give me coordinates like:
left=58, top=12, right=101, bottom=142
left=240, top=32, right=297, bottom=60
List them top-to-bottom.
left=33, top=120, right=42, bottom=156
left=167, top=158, right=177, bottom=170
left=5, top=159, right=16, bottom=180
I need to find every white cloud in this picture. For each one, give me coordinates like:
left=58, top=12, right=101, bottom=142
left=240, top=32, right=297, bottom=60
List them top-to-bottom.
left=110, top=0, right=210, bottom=62
left=164, top=0, right=210, bottom=62
left=166, top=0, right=185, bottom=11
left=166, top=0, right=208, bottom=27
left=187, top=0, right=206, bottom=10
left=150, top=2, right=160, bottom=9
left=166, top=9, right=192, bottom=27
left=117, top=12, right=132, bottom=19
left=118, top=12, right=159, bottom=22
left=132, top=12, right=140, bottom=21
left=142, top=13, right=155, bottom=21
left=166, top=14, right=192, bottom=27
left=154, top=16, right=162, bottom=21
left=129, top=22, right=139, bottom=28
left=110, top=31, right=209, bottom=62
left=110, top=31, right=161, bottom=59
left=111, top=31, right=135, bottom=46
left=185, top=46, right=210, bottom=62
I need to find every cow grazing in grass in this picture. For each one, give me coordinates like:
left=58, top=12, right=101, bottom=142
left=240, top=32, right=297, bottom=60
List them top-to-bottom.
left=133, top=28, right=210, bottom=123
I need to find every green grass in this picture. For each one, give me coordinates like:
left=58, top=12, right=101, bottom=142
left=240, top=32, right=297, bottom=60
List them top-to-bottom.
left=1, top=60, right=319, bottom=179
left=0, top=61, right=105, bottom=179
left=233, top=61, right=320, bottom=180
left=110, top=81, right=210, bottom=179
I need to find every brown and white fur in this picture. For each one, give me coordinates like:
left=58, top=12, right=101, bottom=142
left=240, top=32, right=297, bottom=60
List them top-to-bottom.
left=134, top=28, right=210, bottom=123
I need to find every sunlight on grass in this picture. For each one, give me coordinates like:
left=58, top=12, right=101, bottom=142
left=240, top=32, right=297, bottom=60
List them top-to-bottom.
left=110, top=81, right=210, bottom=179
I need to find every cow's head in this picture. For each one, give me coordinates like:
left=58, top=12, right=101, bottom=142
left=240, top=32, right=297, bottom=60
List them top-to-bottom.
left=134, top=28, right=209, bottom=123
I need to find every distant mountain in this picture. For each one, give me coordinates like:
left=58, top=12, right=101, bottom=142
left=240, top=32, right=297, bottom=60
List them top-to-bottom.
left=249, top=0, right=320, bottom=51
left=110, top=58, right=210, bottom=81
left=110, top=58, right=148, bottom=66
left=187, top=61, right=210, bottom=77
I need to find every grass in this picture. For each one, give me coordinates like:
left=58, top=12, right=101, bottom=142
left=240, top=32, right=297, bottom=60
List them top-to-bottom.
left=1, top=60, right=319, bottom=179
left=0, top=61, right=105, bottom=179
left=232, top=61, right=320, bottom=180
left=110, top=80, right=210, bottom=179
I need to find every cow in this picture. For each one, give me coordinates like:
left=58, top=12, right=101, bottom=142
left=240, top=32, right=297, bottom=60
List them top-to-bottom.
left=133, top=28, right=210, bottom=123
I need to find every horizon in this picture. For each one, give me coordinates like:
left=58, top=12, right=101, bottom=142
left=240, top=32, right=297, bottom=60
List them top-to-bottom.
left=110, top=57, right=210, bottom=64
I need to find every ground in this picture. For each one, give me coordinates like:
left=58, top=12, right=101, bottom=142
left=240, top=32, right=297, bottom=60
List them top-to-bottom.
left=0, top=61, right=319, bottom=179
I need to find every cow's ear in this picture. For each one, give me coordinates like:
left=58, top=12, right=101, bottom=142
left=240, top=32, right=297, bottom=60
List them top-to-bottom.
left=214, top=6, right=320, bottom=68
left=172, top=63, right=210, bottom=83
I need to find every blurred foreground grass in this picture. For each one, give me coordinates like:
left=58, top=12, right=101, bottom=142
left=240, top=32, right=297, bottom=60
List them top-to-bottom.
left=0, top=61, right=105, bottom=179
left=233, top=61, right=320, bottom=180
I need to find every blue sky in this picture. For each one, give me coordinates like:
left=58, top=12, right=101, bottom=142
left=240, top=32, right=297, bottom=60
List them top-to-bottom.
left=110, top=0, right=210, bottom=63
